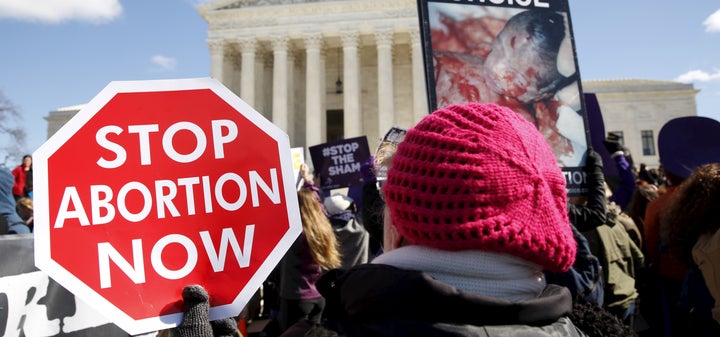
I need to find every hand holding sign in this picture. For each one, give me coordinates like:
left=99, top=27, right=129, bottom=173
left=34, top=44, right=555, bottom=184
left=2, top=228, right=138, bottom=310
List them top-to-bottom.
left=360, top=156, right=377, bottom=184
left=299, top=163, right=311, bottom=184
left=171, top=285, right=240, bottom=337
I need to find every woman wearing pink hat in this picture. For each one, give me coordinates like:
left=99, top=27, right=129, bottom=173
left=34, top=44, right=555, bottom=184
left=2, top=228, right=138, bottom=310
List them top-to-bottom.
left=284, top=102, right=584, bottom=336
left=171, top=103, right=630, bottom=337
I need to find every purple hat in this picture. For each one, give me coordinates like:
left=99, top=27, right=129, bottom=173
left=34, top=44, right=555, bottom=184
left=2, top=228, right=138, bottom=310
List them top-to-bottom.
left=658, top=116, right=720, bottom=179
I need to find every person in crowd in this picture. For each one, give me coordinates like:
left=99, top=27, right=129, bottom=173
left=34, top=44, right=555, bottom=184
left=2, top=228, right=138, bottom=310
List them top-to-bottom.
left=284, top=102, right=584, bottom=336
left=643, top=116, right=720, bottom=337
left=603, top=135, right=636, bottom=211
left=565, top=148, right=644, bottom=328
left=552, top=149, right=605, bottom=307
left=567, top=150, right=607, bottom=232
left=11, top=154, right=32, bottom=200
left=359, top=156, right=385, bottom=257
left=637, top=163, right=656, bottom=186
left=664, top=163, right=720, bottom=336
left=1, top=166, right=28, bottom=234
left=642, top=166, right=687, bottom=337
left=648, top=168, right=661, bottom=186
left=625, top=182, right=658, bottom=336
left=605, top=183, right=643, bottom=250
left=626, top=183, right=658, bottom=249
left=277, top=185, right=342, bottom=332
left=587, top=188, right=644, bottom=328
left=323, top=193, right=369, bottom=270
left=15, top=196, right=33, bottom=231
left=0, top=203, right=6, bottom=234
left=544, top=223, right=604, bottom=308
left=569, top=301, right=638, bottom=337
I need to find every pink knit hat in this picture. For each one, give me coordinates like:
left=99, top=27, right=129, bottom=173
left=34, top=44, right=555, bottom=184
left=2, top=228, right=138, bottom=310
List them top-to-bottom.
left=383, top=103, right=576, bottom=272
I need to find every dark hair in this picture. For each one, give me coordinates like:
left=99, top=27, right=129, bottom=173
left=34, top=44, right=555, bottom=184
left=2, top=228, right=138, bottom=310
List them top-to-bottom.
left=666, top=163, right=720, bottom=265
left=626, top=184, right=658, bottom=235
left=569, top=302, right=637, bottom=337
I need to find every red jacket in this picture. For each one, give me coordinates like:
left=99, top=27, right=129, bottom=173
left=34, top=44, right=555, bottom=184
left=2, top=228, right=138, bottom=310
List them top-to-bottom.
left=11, top=165, right=27, bottom=197
left=644, top=186, right=687, bottom=281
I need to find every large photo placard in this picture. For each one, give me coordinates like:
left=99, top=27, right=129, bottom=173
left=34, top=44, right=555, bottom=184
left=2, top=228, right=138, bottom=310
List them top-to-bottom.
left=418, top=0, right=591, bottom=194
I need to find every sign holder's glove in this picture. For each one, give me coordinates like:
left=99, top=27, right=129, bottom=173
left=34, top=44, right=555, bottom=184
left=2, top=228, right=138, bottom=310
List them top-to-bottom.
left=602, top=138, right=624, bottom=157
left=360, top=156, right=377, bottom=184
left=171, top=285, right=240, bottom=337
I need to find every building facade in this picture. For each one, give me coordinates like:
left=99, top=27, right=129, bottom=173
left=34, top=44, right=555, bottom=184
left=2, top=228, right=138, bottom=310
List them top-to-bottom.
left=198, top=0, right=426, bottom=151
left=45, top=1, right=699, bottom=170
left=583, top=79, right=698, bottom=168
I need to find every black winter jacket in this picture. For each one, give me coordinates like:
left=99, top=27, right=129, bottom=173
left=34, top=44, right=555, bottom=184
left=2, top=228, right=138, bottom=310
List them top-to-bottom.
left=282, top=264, right=586, bottom=337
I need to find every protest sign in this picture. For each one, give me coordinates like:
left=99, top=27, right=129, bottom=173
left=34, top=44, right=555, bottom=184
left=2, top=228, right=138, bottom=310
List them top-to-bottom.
left=417, top=0, right=591, bottom=195
left=32, top=78, right=301, bottom=335
left=585, top=93, right=621, bottom=189
left=375, top=126, right=407, bottom=181
left=308, top=136, right=371, bottom=190
left=291, top=147, right=305, bottom=190
left=0, top=235, right=143, bottom=337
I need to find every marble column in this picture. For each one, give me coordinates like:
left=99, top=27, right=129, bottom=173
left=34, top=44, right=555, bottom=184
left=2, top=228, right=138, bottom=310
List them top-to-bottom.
left=375, top=29, right=395, bottom=136
left=410, top=29, right=429, bottom=124
left=341, top=31, right=361, bottom=138
left=304, top=33, right=324, bottom=148
left=271, top=35, right=289, bottom=132
left=238, top=38, right=257, bottom=107
left=208, top=40, right=225, bottom=83
left=320, top=48, right=327, bottom=140
left=287, top=51, right=297, bottom=145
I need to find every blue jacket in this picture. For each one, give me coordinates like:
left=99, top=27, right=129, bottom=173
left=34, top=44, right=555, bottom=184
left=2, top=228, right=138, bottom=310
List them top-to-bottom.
left=0, top=167, right=28, bottom=234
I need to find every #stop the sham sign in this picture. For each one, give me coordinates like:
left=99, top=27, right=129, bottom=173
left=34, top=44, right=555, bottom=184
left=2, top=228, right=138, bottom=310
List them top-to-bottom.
left=33, top=78, right=301, bottom=335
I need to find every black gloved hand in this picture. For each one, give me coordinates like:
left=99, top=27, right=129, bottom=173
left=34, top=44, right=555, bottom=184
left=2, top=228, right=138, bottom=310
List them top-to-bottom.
left=603, top=138, right=624, bottom=156
left=584, top=149, right=603, bottom=171
left=171, top=285, right=240, bottom=337
left=210, top=318, right=241, bottom=337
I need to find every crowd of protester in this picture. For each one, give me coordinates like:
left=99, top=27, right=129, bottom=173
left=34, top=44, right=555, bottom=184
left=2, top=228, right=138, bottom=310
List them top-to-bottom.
left=165, top=105, right=720, bottom=337
left=4, top=107, right=720, bottom=337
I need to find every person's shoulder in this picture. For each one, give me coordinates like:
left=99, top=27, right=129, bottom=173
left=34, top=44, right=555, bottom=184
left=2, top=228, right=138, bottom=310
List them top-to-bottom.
left=8, top=222, right=31, bottom=234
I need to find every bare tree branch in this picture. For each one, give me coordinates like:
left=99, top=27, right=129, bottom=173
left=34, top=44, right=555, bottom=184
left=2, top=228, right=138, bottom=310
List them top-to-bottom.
left=0, top=91, right=28, bottom=160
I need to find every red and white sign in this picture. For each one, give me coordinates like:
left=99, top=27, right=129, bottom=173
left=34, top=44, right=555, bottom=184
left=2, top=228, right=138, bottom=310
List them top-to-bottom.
left=33, top=78, right=302, bottom=335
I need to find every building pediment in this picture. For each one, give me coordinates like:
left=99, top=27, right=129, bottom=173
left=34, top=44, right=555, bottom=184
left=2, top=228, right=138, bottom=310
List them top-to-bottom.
left=199, top=0, right=417, bottom=40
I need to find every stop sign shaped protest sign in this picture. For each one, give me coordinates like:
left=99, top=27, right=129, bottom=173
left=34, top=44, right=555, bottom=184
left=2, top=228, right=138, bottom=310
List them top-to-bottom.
left=33, top=78, right=301, bottom=335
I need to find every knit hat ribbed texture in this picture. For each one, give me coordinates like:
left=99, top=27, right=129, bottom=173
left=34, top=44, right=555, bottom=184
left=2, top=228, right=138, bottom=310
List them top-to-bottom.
left=383, top=103, right=576, bottom=272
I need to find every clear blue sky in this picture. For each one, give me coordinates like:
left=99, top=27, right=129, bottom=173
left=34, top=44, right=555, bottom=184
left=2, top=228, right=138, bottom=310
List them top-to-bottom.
left=1, top=1, right=719, bottom=164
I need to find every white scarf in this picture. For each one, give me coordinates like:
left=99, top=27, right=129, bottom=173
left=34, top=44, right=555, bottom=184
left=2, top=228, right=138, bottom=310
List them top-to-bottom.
left=372, top=245, right=546, bottom=302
